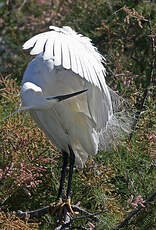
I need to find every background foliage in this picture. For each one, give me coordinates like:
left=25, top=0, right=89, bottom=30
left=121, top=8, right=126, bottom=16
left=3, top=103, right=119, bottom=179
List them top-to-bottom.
left=0, top=0, right=155, bottom=229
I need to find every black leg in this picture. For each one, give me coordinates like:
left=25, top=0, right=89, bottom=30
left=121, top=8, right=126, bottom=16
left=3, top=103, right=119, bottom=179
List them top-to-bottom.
left=66, top=145, right=75, bottom=200
left=17, top=148, right=75, bottom=219
left=57, top=151, right=68, bottom=200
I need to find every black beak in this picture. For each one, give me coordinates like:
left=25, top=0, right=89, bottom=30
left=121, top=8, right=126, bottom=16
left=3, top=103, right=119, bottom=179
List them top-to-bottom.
left=46, top=89, right=88, bottom=102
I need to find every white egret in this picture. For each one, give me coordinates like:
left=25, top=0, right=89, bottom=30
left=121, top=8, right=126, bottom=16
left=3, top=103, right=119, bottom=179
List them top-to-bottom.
left=20, top=26, right=132, bottom=218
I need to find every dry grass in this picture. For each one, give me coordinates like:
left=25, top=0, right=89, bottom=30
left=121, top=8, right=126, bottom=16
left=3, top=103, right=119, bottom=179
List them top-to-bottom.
left=0, top=212, right=38, bottom=230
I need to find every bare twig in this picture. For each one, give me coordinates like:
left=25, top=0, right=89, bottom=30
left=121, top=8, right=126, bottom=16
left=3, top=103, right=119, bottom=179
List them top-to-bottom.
left=18, top=0, right=27, bottom=11
left=129, top=20, right=155, bottom=140
left=0, top=110, right=20, bottom=122
left=115, top=190, right=156, bottom=229
left=17, top=204, right=100, bottom=229
left=72, top=205, right=101, bottom=222
left=17, top=206, right=50, bottom=219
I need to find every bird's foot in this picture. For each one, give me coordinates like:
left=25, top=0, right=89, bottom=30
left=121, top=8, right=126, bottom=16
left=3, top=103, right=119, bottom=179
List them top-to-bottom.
left=49, top=198, right=74, bottom=220
left=65, top=198, right=74, bottom=215
left=16, top=199, right=74, bottom=220
left=17, top=203, right=101, bottom=230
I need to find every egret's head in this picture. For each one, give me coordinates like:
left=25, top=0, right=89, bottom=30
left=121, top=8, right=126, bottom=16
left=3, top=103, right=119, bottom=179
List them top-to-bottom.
left=21, top=81, right=88, bottom=111
left=21, top=82, right=57, bottom=110
left=21, top=82, right=42, bottom=97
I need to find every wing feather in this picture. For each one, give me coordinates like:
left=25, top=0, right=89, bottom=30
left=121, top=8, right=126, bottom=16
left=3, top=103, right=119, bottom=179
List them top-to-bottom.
left=23, top=26, right=107, bottom=91
left=23, top=32, right=49, bottom=50
left=23, top=35, right=38, bottom=50
left=43, top=35, right=55, bottom=60
left=30, top=36, right=47, bottom=55
left=61, top=36, right=71, bottom=70
left=53, top=37, right=62, bottom=66
left=67, top=39, right=78, bottom=74
left=73, top=39, right=94, bottom=81
left=81, top=49, right=99, bottom=87
left=75, top=52, right=83, bottom=78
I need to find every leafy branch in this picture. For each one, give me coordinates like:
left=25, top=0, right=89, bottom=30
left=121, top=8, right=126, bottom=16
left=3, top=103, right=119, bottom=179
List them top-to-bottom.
left=115, top=190, right=156, bottom=229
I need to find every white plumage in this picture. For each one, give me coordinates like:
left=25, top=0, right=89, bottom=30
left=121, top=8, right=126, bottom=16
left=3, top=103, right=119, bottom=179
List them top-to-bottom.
left=21, top=26, right=131, bottom=167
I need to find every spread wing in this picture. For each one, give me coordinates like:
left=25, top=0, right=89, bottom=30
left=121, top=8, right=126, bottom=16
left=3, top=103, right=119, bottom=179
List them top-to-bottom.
left=23, top=26, right=107, bottom=91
